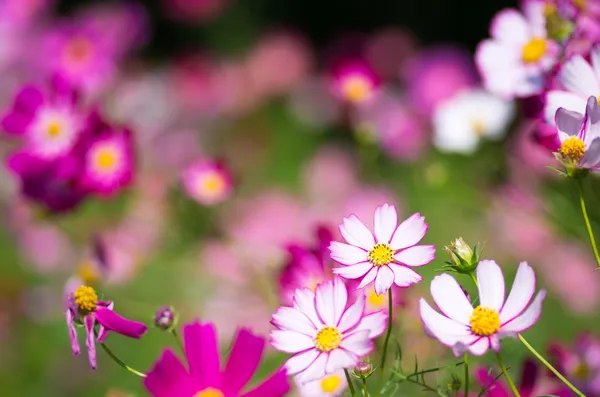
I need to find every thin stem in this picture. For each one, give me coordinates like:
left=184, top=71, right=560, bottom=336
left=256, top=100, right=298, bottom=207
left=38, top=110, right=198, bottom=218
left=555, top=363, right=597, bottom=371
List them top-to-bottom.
left=578, top=179, right=600, bottom=269
left=468, top=273, right=478, bottom=288
left=375, top=289, right=394, bottom=397
left=171, top=328, right=184, bottom=353
left=518, top=335, right=585, bottom=397
left=99, top=342, right=146, bottom=378
left=495, top=353, right=520, bottom=397
left=463, top=354, right=469, bottom=397
left=345, top=369, right=357, bottom=397
left=361, top=377, right=370, bottom=397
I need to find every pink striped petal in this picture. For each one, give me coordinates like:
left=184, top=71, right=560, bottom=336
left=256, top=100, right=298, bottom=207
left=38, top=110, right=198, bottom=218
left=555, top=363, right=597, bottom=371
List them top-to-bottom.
left=374, top=203, right=397, bottom=243
left=389, top=213, right=428, bottom=250
left=339, top=215, right=375, bottom=251
left=329, top=241, right=368, bottom=265
left=394, top=245, right=435, bottom=267
left=477, top=260, right=505, bottom=312
left=333, top=262, right=373, bottom=279
left=500, top=262, right=536, bottom=324
left=388, top=264, right=423, bottom=287
left=374, top=266, right=394, bottom=295
left=357, top=267, right=378, bottom=289
left=430, top=274, right=473, bottom=325
left=331, top=277, right=348, bottom=325
left=500, top=290, right=546, bottom=333
left=337, top=294, right=366, bottom=333
left=271, top=306, right=317, bottom=336
left=271, top=330, right=314, bottom=353
left=285, top=349, right=319, bottom=376
left=326, top=349, right=359, bottom=373
left=295, top=352, right=328, bottom=384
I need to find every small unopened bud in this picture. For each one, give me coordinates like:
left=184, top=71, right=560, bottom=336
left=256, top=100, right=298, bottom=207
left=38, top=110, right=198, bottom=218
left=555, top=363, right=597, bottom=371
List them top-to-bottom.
left=443, top=238, right=480, bottom=274
left=154, top=306, right=177, bottom=331
left=352, top=360, right=375, bottom=379
left=448, top=374, right=462, bottom=391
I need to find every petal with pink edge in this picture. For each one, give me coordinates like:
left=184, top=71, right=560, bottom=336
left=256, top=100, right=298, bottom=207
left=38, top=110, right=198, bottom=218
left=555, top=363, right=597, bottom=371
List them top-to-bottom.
left=373, top=203, right=397, bottom=243
left=389, top=213, right=428, bottom=250
left=339, top=215, right=376, bottom=251
left=329, top=242, right=367, bottom=265
left=394, top=245, right=435, bottom=267
left=477, top=260, right=505, bottom=312
left=333, top=262, right=373, bottom=279
left=499, top=262, right=535, bottom=324
left=388, top=264, right=423, bottom=287
left=374, top=266, right=395, bottom=295
left=357, top=267, right=378, bottom=289
left=430, top=274, right=473, bottom=325
left=331, top=277, right=348, bottom=325
left=315, top=281, right=336, bottom=325
left=293, top=288, right=324, bottom=329
left=500, top=290, right=546, bottom=333
left=337, top=294, right=366, bottom=333
left=271, top=306, right=316, bottom=336
left=351, top=310, right=388, bottom=338
left=184, top=322, right=220, bottom=389
left=223, top=329, right=265, bottom=396
left=271, top=330, right=314, bottom=353
left=341, top=330, right=374, bottom=357
left=467, top=337, right=490, bottom=356
left=144, top=349, right=199, bottom=397
left=285, top=349, right=320, bottom=376
left=326, top=349, right=359, bottom=373
left=295, top=352, right=328, bottom=384
left=241, top=368, right=290, bottom=397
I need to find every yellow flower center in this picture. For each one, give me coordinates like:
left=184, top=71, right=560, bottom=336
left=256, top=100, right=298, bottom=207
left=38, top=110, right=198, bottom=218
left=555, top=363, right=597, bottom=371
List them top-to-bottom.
left=522, top=38, right=548, bottom=63
left=342, top=76, right=372, bottom=103
left=471, top=119, right=486, bottom=136
left=47, top=122, right=62, bottom=138
left=559, top=137, right=586, bottom=163
left=95, top=148, right=118, bottom=171
left=199, top=173, right=224, bottom=194
left=368, top=243, right=394, bottom=267
left=78, top=261, right=100, bottom=286
left=73, top=285, right=98, bottom=313
left=367, top=290, right=386, bottom=307
left=469, top=306, right=500, bottom=336
left=314, top=327, right=342, bottom=352
left=574, top=362, right=590, bottom=379
left=320, top=374, right=343, bottom=393
left=193, top=389, right=224, bottom=397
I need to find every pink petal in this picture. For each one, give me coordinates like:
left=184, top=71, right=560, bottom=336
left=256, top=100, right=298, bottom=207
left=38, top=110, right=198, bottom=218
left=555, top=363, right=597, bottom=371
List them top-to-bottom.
left=490, top=9, right=529, bottom=45
left=592, top=45, right=600, bottom=78
left=558, top=55, right=600, bottom=97
left=544, top=91, right=587, bottom=125
left=555, top=107, right=586, bottom=139
left=373, top=203, right=397, bottom=244
left=389, top=213, right=428, bottom=250
left=339, top=215, right=376, bottom=251
left=329, top=241, right=367, bottom=265
left=394, top=245, right=435, bottom=267
left=476, top=260, right=505, bottom=312
left=333, top=262, right=373, bottom=279
left=499, top=262, right=536, bottom=324
left=388, top=264, right=423, bottom=287
left=374, top=266, right=394, bottom=295
left=357, top=267, right=378, bottom=289
left=430, top=274, right=473, bottom=325
left=331, top=277, right=348, bottom=325
left=315, top=281, right=336, bottom=326
left=293, top=288, right=324, bottom=329
left=500, top=290, right=546, bottom=333
left=337, top=294, right=366, bottom=333
left=419, top=298, right=472, bottom=347
left=271, top=306, right=317, bottom=336
left=94, top=307, right=148, bottom=339
left=66, top=309, right=80, bottom=356
left=351, top=311, right=388, bottom=338
left=84, top=315, right=97, bottom=370
left=184, top=321, right=220, bottom=389
left=223, top=329, right=265, bottom=396
left=271, top=330, right=314, bottom=353
left=340, top=330, right=374, bottom=357
left=490, top=335, right=501, bottom=352
left=467, top=337, right=491, bottom=356
left=144, top=349, right=198, bottom=397
left=285, top=349, right=320, bottom=376
left=326, top=349, right=359, bottom=373
left=295, top=352, right=328, bottom=384
left=241, top=368, right=290, bottom=397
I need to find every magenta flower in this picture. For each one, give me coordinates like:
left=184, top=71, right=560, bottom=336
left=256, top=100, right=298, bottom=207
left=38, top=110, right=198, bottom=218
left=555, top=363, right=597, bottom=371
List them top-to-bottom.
left=330, top=60, right=379, bottom=104
left=181, top=160, right=233, bottom=205
left=330, top=203, right=434, bottom=295
left=271, top=277, right=387, bottom=383
left=66, top=285, right=148, bottom=370
left=144, top=321, right=290, bottom=397
left=549, top=333, right=600, bottom=395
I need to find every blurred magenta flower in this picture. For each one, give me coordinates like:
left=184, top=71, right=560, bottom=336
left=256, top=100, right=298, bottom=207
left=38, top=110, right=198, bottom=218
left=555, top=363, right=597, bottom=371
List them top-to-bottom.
left=475, top=1, right=559, bottom=98
left=330, top=60, right=379, bottom=105
left=181, top=160, right=233, bottom=206
left=330, top=204, right=434, bottom=294
left=420, top=261, right=546, bottom=356
left=271, top=277, right=387, bottom=383
left=66, top=285, right=148, bottom=370
left=144, top=321, right=290, bottom=397
left=549, top=333, right=600, bottom=395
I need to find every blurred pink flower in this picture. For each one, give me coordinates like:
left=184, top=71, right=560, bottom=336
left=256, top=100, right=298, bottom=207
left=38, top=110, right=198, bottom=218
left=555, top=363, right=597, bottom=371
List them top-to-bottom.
left=0, top=0, right=52, bottom=25
left=402, top=46, right=477, bottom=115
left=330, top=60, right=380, bottom=105
left=508, top=120, right=556, bottom=181
left=181, top=159, right=233, bottom=206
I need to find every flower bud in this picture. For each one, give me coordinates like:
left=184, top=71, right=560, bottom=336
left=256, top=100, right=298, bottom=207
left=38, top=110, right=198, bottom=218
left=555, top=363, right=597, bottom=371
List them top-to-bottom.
left=443, top=238, right=480, bottom=274
left=154, top=306, right=177, bottom=331
left=352, top=360, right=375, bottom=378
left=448, top=373, right=462, bottom=391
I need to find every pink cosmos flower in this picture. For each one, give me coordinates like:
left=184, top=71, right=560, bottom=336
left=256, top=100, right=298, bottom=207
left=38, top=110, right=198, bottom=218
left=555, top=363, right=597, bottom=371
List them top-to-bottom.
left=476, top=1, right=559, bottom=98
left=545, top=45, right=600, bottom=123
left=330, top=61, right=379, bottom=105
left=181, top=160, right=233, bottom=206
left=330, top=203, right=434, bottom=295
left=420, top=260, right=546, bottom=356
left=271, top=277, right=387, bottom=383
left=66, top=285, right=148, bottom=370
left=144, top=321, right=290, bottom=397
left=549, top=333, right=600, bottom=395
left=295, top=369, right=348, bottom=397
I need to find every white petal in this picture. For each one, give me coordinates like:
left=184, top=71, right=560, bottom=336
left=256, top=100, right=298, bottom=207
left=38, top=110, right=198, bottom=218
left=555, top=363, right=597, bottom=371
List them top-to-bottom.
left=490, top=9, right=530, bottom=45
left=475, top=40, right=521, bottom=99
left=591, top=45, right=600, bottom=78
left=558, top=55, right=600, bottom=97
left=544, top=91, right=588, bottom=125
left=585, top=96, right=600, bottom=142
left=555, top=107, right=586, bottom=138
left=580, top=138, right=600, bottom=169
left=373, top=203, right=397, bottom=244
left=389, top=213, right=428, bottom=250
left=339, top=215, right=376, bottom=251
left=329, top=242, right=368, bottom=265
left=394, top=245, right=435, bottom=267
left=476, top=260, right=505, bottom=311
left=333, top=262, right=373, bottom=279
left=499, top=262, right=535, bottom=324
left=388, top=264, right=423, bottom=287
left=374, top=266, right=394, bottom=295
left=357, top=267, right=378, bottom=289
left=430, top=274, right=473, bottom=325
left=331, top=277, right=348, bottom=326
left=315, top=281, right=336, bottom=326
left=294, top=288, right=324, bottom=329
left=500, top=290, right=546, bottom=333
left=337, top=293, right=366, bottom=333
left=419, top=299, right=472, bottom=347
left=271, top=306, right=317, bottom=336
left=352, top=310, right=388, bottom=338
left=271, top=330, right=314, bottom=353
left=340, top=330, right=373, bottom=357
left=451, top=335, right=480, bottom=356
left=490, top=335, right=501, bottom=352
left=467, top=337, right=491, bottom=356
left=285, top=349, right=320, bottom=376
left=326, top=349, right=359, bottom=373
left=295, top=352, right=328, bottom=384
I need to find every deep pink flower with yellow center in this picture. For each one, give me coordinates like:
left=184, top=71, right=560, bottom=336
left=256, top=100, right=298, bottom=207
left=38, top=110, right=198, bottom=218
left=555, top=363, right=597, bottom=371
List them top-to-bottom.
left=331, top=61, right=379, bottom=105
left=181, top=160, right=233, bottom=205
left=329, top=203, right=435, bottom=295
left=144, top=321, right=290, bottom=397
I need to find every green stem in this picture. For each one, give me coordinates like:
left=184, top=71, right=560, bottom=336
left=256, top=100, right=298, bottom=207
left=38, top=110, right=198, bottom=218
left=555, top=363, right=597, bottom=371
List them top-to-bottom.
left=578, top=179, right=600, bottom=269
left=468, top=273, right=478, bottom=288
left=375, top=289, right=394, bottom=397
left=171, top=328, right=184, bottom=353
left=518, top=335, right=585, bottom=397
left=99, top=342, right=146, bottom=378
left=495, top=353, right=520, bottom=397
left=463, top=354, right=469, bottom=397
left=345, top=369, right=357, bottom=397
left=361, top=377, right=370, bottom=397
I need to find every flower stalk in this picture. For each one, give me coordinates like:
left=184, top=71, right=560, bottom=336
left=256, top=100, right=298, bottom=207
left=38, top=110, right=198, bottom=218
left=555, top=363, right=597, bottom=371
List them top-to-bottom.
left=577, top=179, right=600, bottom=269
left=375, top=289, right=393, bottom=396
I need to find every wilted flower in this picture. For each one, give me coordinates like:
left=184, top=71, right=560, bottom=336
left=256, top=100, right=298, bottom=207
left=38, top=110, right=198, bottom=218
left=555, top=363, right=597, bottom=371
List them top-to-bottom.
left=420, top=260, right=546, bottom=356
left=549, top=333, right=600, bottom=395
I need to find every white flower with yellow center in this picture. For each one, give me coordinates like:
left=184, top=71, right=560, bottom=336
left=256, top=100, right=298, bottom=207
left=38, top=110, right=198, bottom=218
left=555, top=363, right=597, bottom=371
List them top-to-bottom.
left=27, top=105, right=81, bottom=158
left=420, top=260, right=546, bottom=356
left=271, top=277, right=387, bottom=383
left=296, top=369, right=347, bottom=396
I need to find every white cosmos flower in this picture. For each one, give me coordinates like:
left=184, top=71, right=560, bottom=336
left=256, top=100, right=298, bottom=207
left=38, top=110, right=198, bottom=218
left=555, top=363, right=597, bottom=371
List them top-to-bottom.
left=433, top=88, right=516, bottom=154
left=420, top=260, right=546, bottom=356
left=270, top=277, right=387, bottom=383
left=296, top=369, right=347, bottom=397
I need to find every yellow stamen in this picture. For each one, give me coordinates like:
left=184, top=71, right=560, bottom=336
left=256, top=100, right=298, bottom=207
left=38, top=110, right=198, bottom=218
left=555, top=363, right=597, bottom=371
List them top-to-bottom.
left=522, top=38, right=548, bottom=63
left=342, top=76, right=372, bottom=103
left=472, top=119, right=486, bottom=136
left=47, top=122, right=61, bottom=137
left=559, top=136, right=586, bottom=163
left=95, top=148, right=117, bottom=171
left=200, top=173, right=224, bottom=194
left=368, top=243, right=394, bottom=267
left=78, top=261, right=99, bottom=286
left=73, top=285, right=98, bottom=313
left=367, top=290, right=386, bottom=307
left=469, top=306, right=500, bottom=336
left=314, top=327, right=342, bottom=352
left=574, top=362, right=590, bottom=379
left=320, top=374, right=342, bottom=393
left=193, top=389, right=224, bottom=397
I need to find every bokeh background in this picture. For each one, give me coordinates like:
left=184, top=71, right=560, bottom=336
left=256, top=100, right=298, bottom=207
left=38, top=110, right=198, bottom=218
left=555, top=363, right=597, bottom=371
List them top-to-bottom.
left=2, top=0, right=599, bottom=396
